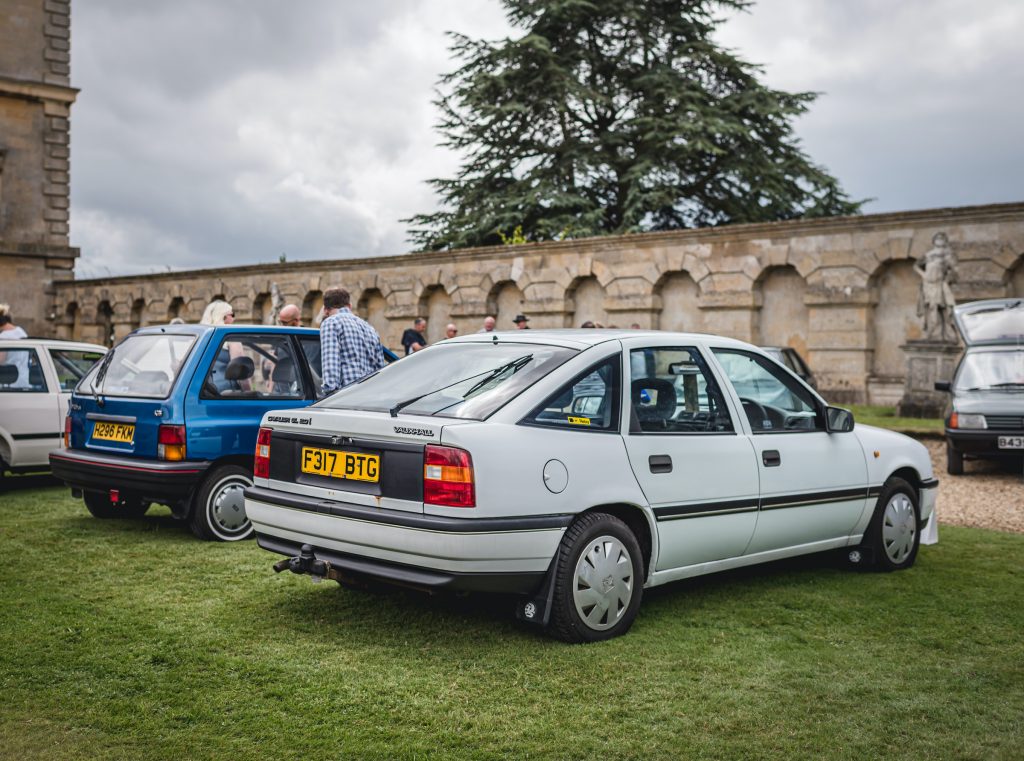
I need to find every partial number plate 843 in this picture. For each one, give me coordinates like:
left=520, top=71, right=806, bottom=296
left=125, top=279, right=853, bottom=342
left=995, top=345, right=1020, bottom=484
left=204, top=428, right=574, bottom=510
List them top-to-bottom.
left=997, top=436, right=1024, bottom=449
left=300, top=446, right=380, bottom=482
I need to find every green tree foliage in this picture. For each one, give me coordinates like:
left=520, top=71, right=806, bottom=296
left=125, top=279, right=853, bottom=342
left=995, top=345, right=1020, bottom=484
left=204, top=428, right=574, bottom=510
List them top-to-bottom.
left=406, top=0, right=862, bottom=251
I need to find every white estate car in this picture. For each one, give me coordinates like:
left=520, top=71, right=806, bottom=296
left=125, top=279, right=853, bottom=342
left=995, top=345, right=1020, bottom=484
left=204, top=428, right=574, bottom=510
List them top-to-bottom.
left=246, top=330, right=938, bottom=642
left=0, top=338, right=106, bottom=478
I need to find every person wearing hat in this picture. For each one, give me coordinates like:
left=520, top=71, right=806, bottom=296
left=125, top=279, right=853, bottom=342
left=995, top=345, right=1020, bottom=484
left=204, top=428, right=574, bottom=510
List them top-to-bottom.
left=513, top=314, right=530, bottom=330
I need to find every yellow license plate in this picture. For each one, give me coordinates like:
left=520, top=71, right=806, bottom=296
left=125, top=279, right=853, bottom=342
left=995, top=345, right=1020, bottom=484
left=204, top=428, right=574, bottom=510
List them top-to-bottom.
left=92, top=421, right=135, bottom=443
left=300, top=447, right=380, bottom=482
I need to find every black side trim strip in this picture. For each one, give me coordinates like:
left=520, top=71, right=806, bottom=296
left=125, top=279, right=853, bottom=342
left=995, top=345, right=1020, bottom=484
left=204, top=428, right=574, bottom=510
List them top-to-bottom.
left=12, top=432, right=61, bottom=440
left=920, top=478, right=939, bottom=490
left=245, top=486, right=573, bottom=533
left=760, top=487, right=868, bottom=511
left=654, top=498, right=759, bottom=521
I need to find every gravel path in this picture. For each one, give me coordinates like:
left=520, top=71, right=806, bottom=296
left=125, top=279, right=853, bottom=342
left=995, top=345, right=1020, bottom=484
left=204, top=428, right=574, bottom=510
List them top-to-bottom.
left=923, top=438, right=1024, bottom=534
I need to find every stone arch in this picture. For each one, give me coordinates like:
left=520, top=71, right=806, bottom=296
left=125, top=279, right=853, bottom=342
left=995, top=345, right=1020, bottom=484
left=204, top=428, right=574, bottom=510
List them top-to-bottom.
left=1009, top=255, right=1024, bottom=297
left=869, top=259, right=923, bottom=380
left=755, top=265, right=809, bottom=355
left=655, top=271, right=703, bottom=333
left=568, top=276, right=607, bottom=327
left=487, top=280, right=526, bottom=330
left=419, top=285, right=453, bottom=344
left=357, top=288, right=389, bottom=344
left=302, top=290, right=323, bottom=326
left=252, top=292, right=272, bottom=324
left=167, top=296, right=187, bottom=322
left=130, top=298, right=146, bottom=331
left=97, top=300, right=115, bottom=347
left=61, top=301, right=81, bottom=341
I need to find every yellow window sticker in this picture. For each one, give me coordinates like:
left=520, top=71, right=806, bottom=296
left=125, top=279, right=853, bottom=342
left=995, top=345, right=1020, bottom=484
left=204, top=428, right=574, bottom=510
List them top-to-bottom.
left=568, top=416, right=591, bottom=426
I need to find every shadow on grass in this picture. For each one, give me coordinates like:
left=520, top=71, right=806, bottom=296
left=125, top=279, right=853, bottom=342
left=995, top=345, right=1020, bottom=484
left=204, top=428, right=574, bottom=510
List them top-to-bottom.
left=0, top=473, right=60, bottom=493
left=252, top=548, right=853, bottom=648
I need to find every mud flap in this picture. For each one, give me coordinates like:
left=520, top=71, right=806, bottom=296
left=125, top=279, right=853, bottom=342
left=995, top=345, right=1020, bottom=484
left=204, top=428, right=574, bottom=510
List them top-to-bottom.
left=515, top=557, right=558, bottom=627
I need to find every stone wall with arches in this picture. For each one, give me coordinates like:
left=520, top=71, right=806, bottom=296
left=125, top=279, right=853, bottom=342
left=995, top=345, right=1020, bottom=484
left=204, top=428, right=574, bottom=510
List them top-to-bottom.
left=49, top=202, right=1024, bottom=403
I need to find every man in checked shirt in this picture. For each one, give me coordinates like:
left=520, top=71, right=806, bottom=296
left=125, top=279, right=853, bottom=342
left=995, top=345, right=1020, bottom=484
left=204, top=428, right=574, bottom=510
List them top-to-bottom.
left=319, top=287, right=385, bottom=394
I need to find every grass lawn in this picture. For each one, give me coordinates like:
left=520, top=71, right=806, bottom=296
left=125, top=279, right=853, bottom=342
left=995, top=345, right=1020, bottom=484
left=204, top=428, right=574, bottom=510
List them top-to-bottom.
left=848, top=405, right=945, bottom=435
left=1, top=485, right=1021, bottom=761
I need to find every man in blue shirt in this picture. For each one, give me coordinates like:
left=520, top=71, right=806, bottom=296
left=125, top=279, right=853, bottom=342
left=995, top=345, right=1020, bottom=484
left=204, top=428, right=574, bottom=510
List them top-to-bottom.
left=319, top=287, right=385, bottom=394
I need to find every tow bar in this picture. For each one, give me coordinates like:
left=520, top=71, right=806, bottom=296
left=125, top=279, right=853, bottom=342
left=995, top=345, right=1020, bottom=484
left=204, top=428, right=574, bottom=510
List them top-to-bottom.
left=272, top=544, right=340, bottom=584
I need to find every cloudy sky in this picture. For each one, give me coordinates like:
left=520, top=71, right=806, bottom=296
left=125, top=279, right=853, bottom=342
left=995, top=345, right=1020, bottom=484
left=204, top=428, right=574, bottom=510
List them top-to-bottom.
left=69, top=0, right=1024, bottom=278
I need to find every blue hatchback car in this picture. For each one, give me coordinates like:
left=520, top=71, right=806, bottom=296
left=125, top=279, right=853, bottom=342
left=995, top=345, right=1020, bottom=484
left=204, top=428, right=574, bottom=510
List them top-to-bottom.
left=51, top=323, right=352, bottom=541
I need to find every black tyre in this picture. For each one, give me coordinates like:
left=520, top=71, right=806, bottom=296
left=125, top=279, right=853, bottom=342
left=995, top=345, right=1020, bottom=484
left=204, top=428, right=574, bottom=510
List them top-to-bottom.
left=946, top=442, right=964, bottom=475
left=189, top=464, right=254, bottom=542
left=863, top=477, right=920, bottom=572
left=83, top=491, right=150, bottom=519
left=548, top=512, right=644, bottom=643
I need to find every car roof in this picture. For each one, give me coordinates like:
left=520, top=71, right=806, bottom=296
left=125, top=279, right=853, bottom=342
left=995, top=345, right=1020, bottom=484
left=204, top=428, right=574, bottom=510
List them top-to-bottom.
left=130, top=323, right=320, bottom=337
left=443, top=329, right=759, bottom=351
left=0, top=337, right=107, bottom=351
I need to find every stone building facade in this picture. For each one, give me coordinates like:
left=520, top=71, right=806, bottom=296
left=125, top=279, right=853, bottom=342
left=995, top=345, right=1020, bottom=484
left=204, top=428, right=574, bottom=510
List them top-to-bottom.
left=0, top=0, right=79, bottom=335
left=52, top=202, right=1024, bottom=404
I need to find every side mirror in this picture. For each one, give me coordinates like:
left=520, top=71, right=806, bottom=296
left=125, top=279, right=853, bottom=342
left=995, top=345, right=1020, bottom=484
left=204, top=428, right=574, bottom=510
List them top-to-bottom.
left=934, top=380, right=951, bottom=392
left=825, top=406, right=854, bottom=433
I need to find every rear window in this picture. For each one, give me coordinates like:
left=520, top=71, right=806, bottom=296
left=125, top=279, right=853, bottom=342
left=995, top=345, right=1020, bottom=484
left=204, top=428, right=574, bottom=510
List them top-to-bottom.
left=959, top=302, right=1024, bottom=344
left=80, top=334, right=197, bottom=399
left=319, top=341, right=577, bottom=420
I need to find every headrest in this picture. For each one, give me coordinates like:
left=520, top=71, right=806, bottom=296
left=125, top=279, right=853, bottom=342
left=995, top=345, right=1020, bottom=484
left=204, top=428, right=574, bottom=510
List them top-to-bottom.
left=225, top=356, right=255, bottom=381
left=271, top=358, right=295, bottom=383
left=0, top=365, right=18, bottom=384
left=631, top=378, right=676, bottom=419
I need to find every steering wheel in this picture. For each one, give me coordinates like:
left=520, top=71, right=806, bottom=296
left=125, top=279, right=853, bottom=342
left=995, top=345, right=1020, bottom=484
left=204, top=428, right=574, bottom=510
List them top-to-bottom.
left=739, top=397, right=770, bottom=431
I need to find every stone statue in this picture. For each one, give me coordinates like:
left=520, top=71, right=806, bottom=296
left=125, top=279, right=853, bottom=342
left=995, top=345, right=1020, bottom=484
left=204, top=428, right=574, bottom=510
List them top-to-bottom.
left=914, top=232, right=958, bottom=341
left=268, top=283, right=283, bottom=326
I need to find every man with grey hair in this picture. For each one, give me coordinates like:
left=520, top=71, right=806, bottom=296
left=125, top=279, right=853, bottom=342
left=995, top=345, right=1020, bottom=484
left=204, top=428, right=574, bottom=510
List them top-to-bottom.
left=476, top=315, right=496, bottom=333
left=445, top=323, right=458, bottom=339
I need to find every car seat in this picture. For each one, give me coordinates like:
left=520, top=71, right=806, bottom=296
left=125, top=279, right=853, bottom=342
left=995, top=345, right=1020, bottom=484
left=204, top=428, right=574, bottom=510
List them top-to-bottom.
left=631, top=378, right=676, bottom=430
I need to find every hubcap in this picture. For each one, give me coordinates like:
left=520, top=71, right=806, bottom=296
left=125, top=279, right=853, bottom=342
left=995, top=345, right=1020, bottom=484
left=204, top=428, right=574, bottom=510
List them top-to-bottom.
left=211, top=478, right=250, bottom=532
left=882, top=492, right=916, bottom=564
left=572, top=535, right=634, bottom=631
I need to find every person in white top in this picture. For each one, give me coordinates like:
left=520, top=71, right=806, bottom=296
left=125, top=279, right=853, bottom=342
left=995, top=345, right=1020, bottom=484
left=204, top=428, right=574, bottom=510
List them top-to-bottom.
left=0, top=303, right=30, bottom=387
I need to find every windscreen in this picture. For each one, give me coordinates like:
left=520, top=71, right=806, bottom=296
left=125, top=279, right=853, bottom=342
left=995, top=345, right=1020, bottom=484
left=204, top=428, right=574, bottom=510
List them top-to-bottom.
left=958, top=302, right=1024, bottom=344
left=79, top=334, right=197, bottom=399
left=319, top=341, right=577, bottom=420
left=955, top=350, right=1024, bottom=390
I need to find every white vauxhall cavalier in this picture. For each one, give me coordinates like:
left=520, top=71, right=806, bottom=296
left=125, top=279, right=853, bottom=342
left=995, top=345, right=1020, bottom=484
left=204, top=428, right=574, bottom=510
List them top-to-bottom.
left=246, top=331, right=937, bottom=642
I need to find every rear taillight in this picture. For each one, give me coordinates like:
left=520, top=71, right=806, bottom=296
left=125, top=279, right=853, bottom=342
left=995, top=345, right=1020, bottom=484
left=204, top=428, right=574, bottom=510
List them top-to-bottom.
left=63, top=415, right=71, bottom=448
left=157, top=424, right=186, bottom=461
left=254, top=427, right=272, bottom=479
left=424, top=444, right=475, bottom=508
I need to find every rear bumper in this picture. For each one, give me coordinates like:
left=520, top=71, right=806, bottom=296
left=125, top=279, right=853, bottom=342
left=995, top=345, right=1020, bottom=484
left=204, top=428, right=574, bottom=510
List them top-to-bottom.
left=946, top=429, right=1024, bottom=458
left=49, top=449, right=211, bottom=503
left=245, top=485, right=569, bottom=594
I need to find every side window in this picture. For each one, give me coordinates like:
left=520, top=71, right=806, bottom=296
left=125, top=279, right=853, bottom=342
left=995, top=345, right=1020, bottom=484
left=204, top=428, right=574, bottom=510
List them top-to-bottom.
left=202, top=334, right=305, bottom=400
left=298, top=336, right=324, bottom=399
left=629, top=347, right=734, bottom=434
left=0, top=348, right=47, bottom=393
left=49, top=349, right=105, bottom=392
left=713, top=349, right=822, bottom=433
left=522, top=355, right=621, bottom=432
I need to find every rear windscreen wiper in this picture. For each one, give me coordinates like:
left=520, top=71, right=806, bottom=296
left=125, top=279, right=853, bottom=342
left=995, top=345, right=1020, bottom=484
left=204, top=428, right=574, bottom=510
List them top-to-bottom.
left=90, top=348, right=117, bottom=406
left=388, top=354, right=534, bottom=418
left=461, top=354, right=533, bottom=398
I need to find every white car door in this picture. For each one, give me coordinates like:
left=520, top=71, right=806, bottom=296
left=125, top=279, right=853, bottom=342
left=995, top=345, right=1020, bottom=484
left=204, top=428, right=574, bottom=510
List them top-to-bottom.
left=620, top=340, right=759, bottom=570
left=0, top=345, right=60, bottom=467
left=710, top=348, right=869, bottom=554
